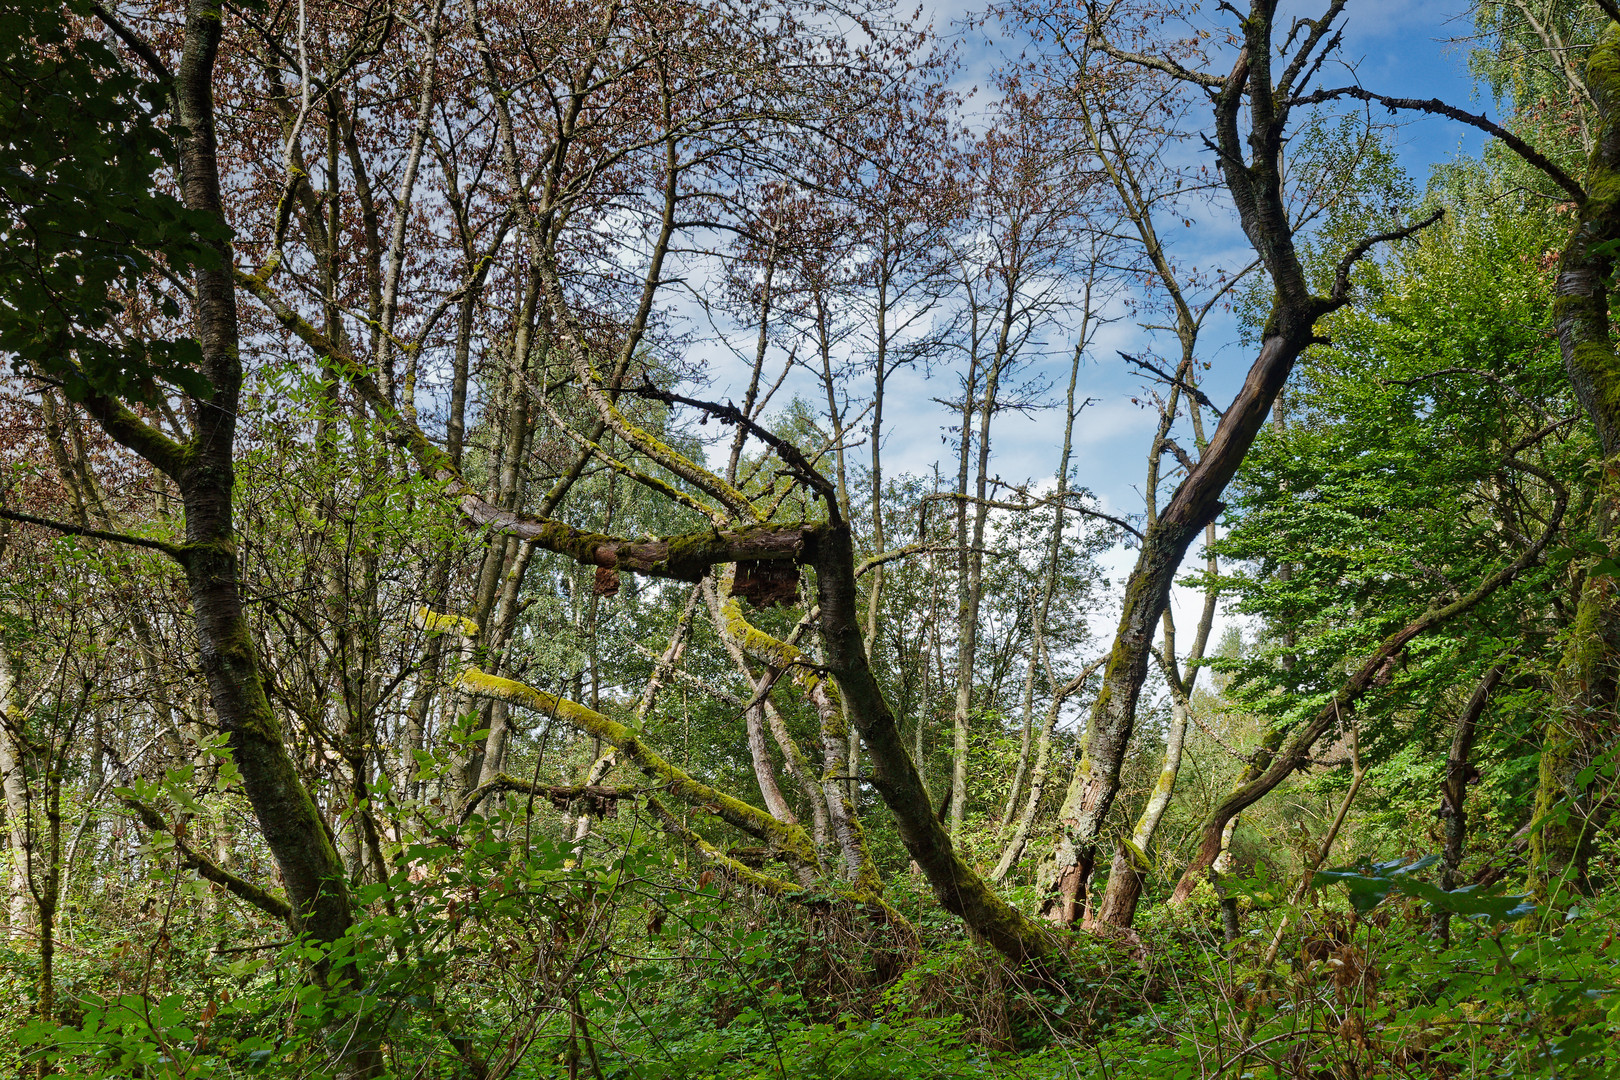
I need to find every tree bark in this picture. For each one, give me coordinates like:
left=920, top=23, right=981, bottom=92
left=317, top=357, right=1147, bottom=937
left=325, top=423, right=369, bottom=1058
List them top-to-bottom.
left=1039, top=2, right=1437, bottom=921
left=79, top=11, right=364, bottom=1057
left=1533, top=21, right=1620, bottom=905
left=1094, top=514, right=1219, bottom=928
left=812, top=522, right=1059, bottom=967
left=0, top=640, right=32, bottom=934
left=1432, top=664, right=1505, bottom=943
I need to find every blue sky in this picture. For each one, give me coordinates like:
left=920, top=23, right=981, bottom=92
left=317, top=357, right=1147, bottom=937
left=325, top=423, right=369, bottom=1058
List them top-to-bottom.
left=906, top=0, right=1491, bottom=516
left=692, top=2, right=1504, bottom=665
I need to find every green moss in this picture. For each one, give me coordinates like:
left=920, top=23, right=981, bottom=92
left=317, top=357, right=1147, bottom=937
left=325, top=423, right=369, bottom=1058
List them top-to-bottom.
left=1588, top=25, right=1620, bottom=120
left=534, top=522, right=614, bottom=566
left=659, top=530, right=725, bottom=580
left=415, top=607, right=480, bottom=637
left=459, top=668, right=822, bottom=868
left=1527, top=720, right=1581, bottom=906
left=1152, top=763, right=1177, bottom=798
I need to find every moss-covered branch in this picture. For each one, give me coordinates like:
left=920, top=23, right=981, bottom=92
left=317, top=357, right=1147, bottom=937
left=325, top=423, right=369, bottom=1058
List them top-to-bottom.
left=75, top=386, right=188, bottom=483
left=533, top=390, right=729, bottom=527
left=414, top=607, right=480, bottom=637
left=457, top=669, right=821, bottom=871
left=460, top=773, right=641, bottom=823
left=641, top=795, right=813, bottom=899
left=641, top=796, right=913, bottom=937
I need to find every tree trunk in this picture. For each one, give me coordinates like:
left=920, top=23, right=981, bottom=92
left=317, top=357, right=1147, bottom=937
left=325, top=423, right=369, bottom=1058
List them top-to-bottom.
left=1036, top=3, right=1443, bottom=918
left=78, top=10, right=368, bottom=1070
left=1533, top=22, right=1620, bottom=905
left=1041, top=328, right=1310, bottom=920
left=1001, top=331, right=1091, bottom=828
left=949, top=345, right=979, bottom=845
left=1095, top=514, right=1219, bottom=929
left=813, top=521, right=1058, bottom=967
left=0, top=641, right=32, bottom=935
left=992, top=657, right=1103, bottom=883
left=1432, top=664, right=1505, bottom=942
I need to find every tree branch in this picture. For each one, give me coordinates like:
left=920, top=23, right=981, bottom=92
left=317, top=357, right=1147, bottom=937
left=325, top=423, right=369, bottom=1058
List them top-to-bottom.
left=91, top=2, right=174, bottom=88
left=1294, top=88, right=1586, bottom=202
left=1332, top=209, right=1445, bottom=300
left=235, top=269, right=822, bottom=580
left=1120, top=352, right=1224, bottom=417
left=631, top=381, right=843, bottom=525
left=1171, top=478, right=1569, bottom=903
left=0, top=508, right=185, bottom=561
left=457, top=668, right=822, bottom=870
left=460, top=775, right=642, bottom=824
left=123, top=798, right=292, bottom=921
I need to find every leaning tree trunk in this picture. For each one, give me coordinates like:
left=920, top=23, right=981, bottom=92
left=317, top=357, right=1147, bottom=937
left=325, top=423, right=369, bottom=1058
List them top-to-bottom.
left=1038, top=3, right=1444, bottom=922
left=76, top=4, right=362, bottom=1043
left=1041, top=324, right=1317, bottom=922
left=1092, top=389, right=1220, bottom=929
left=813, top=521, right=1059, bottom=967
left=1092, top=590, right=1211, bottom=929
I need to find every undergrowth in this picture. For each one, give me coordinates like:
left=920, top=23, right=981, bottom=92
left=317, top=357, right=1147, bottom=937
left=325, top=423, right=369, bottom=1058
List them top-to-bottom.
left=5, top=812, right=1616, bottom=1079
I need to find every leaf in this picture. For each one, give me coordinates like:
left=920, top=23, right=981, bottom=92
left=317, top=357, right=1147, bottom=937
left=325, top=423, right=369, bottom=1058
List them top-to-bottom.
left=1317, top=855, right=1534, bottom=925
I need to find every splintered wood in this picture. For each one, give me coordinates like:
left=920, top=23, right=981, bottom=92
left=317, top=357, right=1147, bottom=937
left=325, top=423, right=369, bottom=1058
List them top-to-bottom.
left=730, top=560, right=799, bottom=608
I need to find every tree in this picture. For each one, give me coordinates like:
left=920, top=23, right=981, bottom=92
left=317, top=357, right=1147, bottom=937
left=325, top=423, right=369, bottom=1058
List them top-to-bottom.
left=1, top=0, right=372, bottom=1070
left=1002, top=0, right=1444, bottom=923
